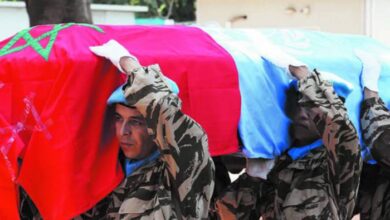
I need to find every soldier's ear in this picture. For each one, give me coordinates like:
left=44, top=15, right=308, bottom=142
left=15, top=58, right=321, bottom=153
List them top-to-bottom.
left=284, top=87, right=299, bottom=119
left=338, top=96, right=346, bottom=103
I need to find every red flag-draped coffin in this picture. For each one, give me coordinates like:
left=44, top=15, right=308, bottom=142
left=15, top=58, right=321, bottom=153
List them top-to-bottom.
left=0, top=24, right=240, bottom=219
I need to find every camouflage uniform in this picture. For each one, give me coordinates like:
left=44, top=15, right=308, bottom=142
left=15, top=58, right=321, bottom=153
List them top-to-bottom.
left=79, top=64, right=215, bottom=219
left=214, top=71, right=361, bottom=220
left=268, top=71, right=362, bottom=220
left=356, top=97, right=390, bottom=220
left=214, top=173, right=274, bottom=220
left=19, top=187, right=41, bottom=220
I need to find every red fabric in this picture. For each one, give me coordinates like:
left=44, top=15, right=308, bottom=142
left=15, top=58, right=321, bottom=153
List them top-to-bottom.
left=0, top=24, right=240, bottom=219
left=102, top=25, right=240, bottom=156
left=0, top=114, right=23, bottom=220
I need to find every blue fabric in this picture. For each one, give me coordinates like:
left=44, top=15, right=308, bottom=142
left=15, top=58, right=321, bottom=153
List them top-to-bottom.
left=204, top=28, right=390, bottom=162
left=204, top=28, right=291, bottom=159
left=289, top=70, right=354, bottom=99
left=107, top=76, right=179, bottom=105
left=107, top=84, right=127, bottom=105
left=288, top=139, right=323, bottom=160
left=125, top=150, right=160, bottom=176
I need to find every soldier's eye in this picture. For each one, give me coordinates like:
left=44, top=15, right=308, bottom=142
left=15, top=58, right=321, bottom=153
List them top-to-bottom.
left=114, top=114, right=123, bottom=122
left=128, top=119, right=145, bottom=127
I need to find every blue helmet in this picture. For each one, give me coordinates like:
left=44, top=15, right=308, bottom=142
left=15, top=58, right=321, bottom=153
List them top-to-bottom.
left=107, top=76, right=180, bottom=105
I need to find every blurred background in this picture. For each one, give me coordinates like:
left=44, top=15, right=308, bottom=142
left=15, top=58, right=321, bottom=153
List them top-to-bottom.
left=0, top=0, right=389, bottom=47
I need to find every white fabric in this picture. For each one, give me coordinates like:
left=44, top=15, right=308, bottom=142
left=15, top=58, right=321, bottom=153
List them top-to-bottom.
left=245, top=32, right=307, bottom=79
left=90, top=39, right=138, bottom=73
left=355, top=49, right=381, bottom=92
left=246, top=158, right=275, bottom=180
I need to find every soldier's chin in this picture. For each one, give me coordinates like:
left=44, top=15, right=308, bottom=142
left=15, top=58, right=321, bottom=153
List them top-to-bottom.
left=121, top=147, right=138, bottom=159
left=123, top=151, right=139, bottom=160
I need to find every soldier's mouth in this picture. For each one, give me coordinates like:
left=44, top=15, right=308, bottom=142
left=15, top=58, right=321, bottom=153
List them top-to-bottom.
left=121, top=142, right=134, bottom=147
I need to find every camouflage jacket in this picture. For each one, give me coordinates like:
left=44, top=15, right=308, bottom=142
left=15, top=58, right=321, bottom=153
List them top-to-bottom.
left=80, top=64, right=215, bottom=220
left=270, top=71, right=362, bottom=220
left=214, top=72, right=362, bottom=220
left=355, top=97, right=390, bottom=220
left=361, top=97, right=390, bottom=171
left=214, top=173, right=274, bottom=220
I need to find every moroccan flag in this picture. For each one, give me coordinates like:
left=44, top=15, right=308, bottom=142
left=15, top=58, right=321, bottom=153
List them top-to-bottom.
left=0, top=24, right=240, bottom=219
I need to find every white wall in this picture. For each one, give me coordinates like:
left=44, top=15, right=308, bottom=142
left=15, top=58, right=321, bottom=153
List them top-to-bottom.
left=196, top=0, right=390, bottom=46
left=197, top=0, right=365, bottom=33
left=370, top=0, right=390, bottom=46
left=0, top=2, right=148, bottom=41
left=0, top=2, right=29, bottom=41
left=91, top=4, right=147, bottom=25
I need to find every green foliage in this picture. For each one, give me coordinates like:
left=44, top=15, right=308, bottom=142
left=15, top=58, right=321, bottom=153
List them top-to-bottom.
left=92, top=0, right=130, bottom=5
left=130, top=0, right=195, bottom=22
left=170, top=0, right=195, bottom=22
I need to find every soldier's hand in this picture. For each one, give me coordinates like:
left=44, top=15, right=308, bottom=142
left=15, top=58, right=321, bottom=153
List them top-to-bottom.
left=90, top=39, right=140, bottom=73
left=355, top=49, right=381, bottom=92
left=288, top=65, right=310, bottom=79
left=246, top=158, right=275, bottom=180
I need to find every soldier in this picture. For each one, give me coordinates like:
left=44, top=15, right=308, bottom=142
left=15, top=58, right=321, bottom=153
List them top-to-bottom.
left=78, top=40, right=215, bottom=219
left=215, top=44, right=362, bottom=219
left=263, top=45, right=363, bottom=219
left=355, top=51, right=390, bottom=220
left=268, top=64, right=362, bottom=220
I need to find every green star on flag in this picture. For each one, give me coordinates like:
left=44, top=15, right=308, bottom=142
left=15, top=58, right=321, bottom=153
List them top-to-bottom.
left=0, top=23, right=104, bottom=61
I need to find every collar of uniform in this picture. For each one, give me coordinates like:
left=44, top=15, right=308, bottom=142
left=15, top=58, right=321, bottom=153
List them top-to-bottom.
left=288, top=139, right=323, bottom=160
left=125, top=150, right=161, bottom=176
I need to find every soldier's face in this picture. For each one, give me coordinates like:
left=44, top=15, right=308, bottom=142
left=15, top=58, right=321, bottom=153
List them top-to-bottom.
left=114, top=104, right=156, bottom=160
left=290, top=104, right=320, bottom=146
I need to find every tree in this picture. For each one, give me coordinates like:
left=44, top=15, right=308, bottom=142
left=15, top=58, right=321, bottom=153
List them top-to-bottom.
left=24, top=0, right=93, bottom=26
left=129, top=0, right=196, bottom=22
left=169, top=0, right=195, bottom=22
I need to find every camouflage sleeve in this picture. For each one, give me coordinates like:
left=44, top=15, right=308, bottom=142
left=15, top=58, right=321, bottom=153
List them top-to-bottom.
left=122, top=64, right=215, bottom=219
left=297, top=70, right=362, bottom=218
left=361, top=97, right=390, bottom=168
left=214, top=173, right=273, bottom=220
left=19, top=187, right=42, bottom=220
left=73, top=196, right=110, bottom=220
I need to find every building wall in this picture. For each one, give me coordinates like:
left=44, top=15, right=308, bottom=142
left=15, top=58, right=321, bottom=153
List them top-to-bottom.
left=197, top=0, right=365, bottom=34
left=370, top=0, right=390, bottom=46
left=0, top=2, right=29, bottom=41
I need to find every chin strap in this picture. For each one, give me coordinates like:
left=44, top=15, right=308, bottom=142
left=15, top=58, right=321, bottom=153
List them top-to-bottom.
left=287, top=139, right=323, bottom=160
left=125, top=150, right=161, bottom=176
